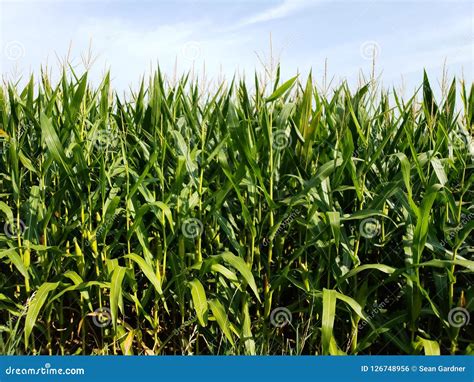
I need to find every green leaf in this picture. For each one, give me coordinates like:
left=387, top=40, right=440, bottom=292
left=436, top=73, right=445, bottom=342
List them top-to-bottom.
left=70, top=73, right=88, bottom=122
left=266, top=76, right=298, bottom=102
left=40, top=113, right=73, bottom=178
left=430, top=158, right=448, bottom=186
left=412, top=184, right=443, bottom=264
left=0, top=201, right=14, bottom=223
left=327, top=211, right=340, bottom=249
left=454, top=219, right=474, bottom=252
left=0, top=249, right=29, bottom=280
left=221, top=252, right=260, bottom=302
left=124, top=254, right=163, bottom=295
left=338, top=263, right=396, bottom=285
left=210, top=264, right=238, bottom=282
left=110, top=266, right=126, bottom=329
left=62, top=271, right=92, bottom=311
left=188, top=279, right=208, bottom=327
left=25, top=282, right=59, bottom=349
left=322, top=288, right=337, bottom=355
left=335, top=291, right=368, bottom=321
left=242, top=297, right=255, bottom=355
left=209, top=299, right=234, bottom=345
left=416, top=336, right=440, bottom=355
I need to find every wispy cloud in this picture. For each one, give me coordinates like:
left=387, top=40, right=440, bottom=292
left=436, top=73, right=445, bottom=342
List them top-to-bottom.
left=237, top=0, right=318, bottom=27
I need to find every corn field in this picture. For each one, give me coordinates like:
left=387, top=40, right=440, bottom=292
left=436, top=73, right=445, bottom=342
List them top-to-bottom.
left=0, top=68, right=472, bottom=355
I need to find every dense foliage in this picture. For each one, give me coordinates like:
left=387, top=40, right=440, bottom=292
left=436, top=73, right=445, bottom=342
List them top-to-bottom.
left=0, top=69, right=472, bottom=355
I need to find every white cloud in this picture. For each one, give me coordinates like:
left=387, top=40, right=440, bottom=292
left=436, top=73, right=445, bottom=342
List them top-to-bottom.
left=237, top=0, right=318, bottom=27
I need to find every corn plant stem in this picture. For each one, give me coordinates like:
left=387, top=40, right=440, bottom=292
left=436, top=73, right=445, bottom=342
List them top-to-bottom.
left=449, top=167, right=466, bottom=354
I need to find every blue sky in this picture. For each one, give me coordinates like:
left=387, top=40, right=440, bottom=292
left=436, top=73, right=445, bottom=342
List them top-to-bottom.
left=1, top=0, right=472, bottom=93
